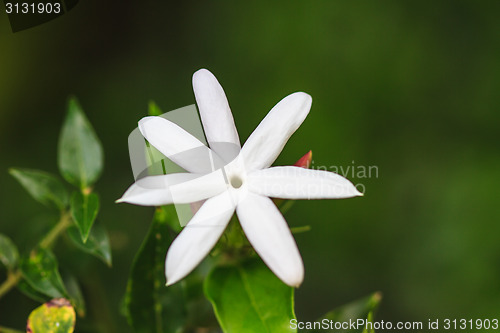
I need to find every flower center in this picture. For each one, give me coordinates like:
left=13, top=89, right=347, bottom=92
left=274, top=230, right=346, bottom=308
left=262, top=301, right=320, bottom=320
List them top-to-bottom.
left=230, top=175, right=243, bottom=189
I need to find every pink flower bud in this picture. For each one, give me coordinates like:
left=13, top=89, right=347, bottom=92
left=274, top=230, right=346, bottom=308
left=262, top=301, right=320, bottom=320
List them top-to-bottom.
left=294, top=150, right=312, bottom=169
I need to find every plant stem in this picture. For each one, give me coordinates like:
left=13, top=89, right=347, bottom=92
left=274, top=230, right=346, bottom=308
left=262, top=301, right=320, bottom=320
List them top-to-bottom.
left=0, top=210, right=72, bottom=300
left=40, top=210, right=72, bottom=249
left=290, top=225, right=311, bottom=234
left=0, top=271, right=21, bottom=299
left=0, top=325, right=24, bottom=333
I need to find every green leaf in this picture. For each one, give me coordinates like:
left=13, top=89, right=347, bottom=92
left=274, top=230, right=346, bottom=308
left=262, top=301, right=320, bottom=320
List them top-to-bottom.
left=58, top=97, right=103, bottom=190
left=9, top=168, right=68, bottom=210
left=70, top=192, right=99, bottom=242
left=125, top=206, right=186, bottom=333
left=67, top=223, right=112, bottom=266
left=0, top=234, right=19, bottom=270
left=20, top=248, right=68, bottom=299
left=204, top=258, right=297, bottom=333
left=182, top=271, right=220, bottom=329
left=64, top=274, right=86, bottom=318
left=17, top=278, right=51, bottom=303
left=307, top=292, right=382, bottom=333
left=26, top=298, right=76, bottom=333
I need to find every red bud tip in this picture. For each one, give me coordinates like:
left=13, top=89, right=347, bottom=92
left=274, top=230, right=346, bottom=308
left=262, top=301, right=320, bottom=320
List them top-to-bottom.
left=294, top=150, right=312, bottom=169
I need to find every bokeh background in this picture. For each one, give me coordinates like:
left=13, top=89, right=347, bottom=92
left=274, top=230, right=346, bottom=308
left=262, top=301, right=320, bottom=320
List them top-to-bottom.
left=1, top=0, right=500, bottom=331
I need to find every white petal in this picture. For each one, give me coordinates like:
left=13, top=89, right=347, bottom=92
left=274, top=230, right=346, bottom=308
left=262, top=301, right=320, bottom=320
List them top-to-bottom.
left=193, top=69, right=241, bottom=163
left=241, top=92, right=312, bottom=171
left=139, top=116, right=224, bottom=174
left=247, top=166, right=363, bottom=199
left=169, top=169, right=228, bottom=204
left=116, top=173, right=198, bottom=206
left=166, top=191, right=235, bottom=285
left=236, top=192, right=304, bottom=287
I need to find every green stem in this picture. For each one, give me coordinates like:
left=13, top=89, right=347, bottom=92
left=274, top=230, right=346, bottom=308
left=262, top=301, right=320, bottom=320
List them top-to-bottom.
left=279, top=200, right=295, bottom=215
left=0, top=210, right=72, bottom=300
left=39, top=211, right=72, bottom=249
left=290, top=225, right=311, bottom=234
left=0, top=271, right=21, bottom=299
left=0, top=325, right=24, bottom=333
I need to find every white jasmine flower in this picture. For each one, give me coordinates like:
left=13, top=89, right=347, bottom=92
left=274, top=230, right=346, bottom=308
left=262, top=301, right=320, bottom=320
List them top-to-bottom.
left=118, top=69, right=362, bottom=287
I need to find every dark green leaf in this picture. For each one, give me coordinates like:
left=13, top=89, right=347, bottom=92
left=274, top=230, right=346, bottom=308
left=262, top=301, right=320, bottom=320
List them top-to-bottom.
left=58, top=97, right=103, bottom=189
left=9, top=168, right=68, bottom=210
left=70, top=191, right=99, bottom=242
left=157, top=205, right=183, bottom=232
left=125, top=206, right=186, bottom=333
left=67, top=223, right=112, bottom=266
left=0, top=234, right=19, bottom=270
left=20, top=248, right=68, bottom=299
left=204, top=258, right=296, bottom=333
left=183, top=271, right=219, bottom=329
left=64, top=274, right=86, bottom=317
left=17, top=278, right=51, bottom=303
left=307, top=292, right=382, bottom=333
left=27, top=298, right=76, bottom=333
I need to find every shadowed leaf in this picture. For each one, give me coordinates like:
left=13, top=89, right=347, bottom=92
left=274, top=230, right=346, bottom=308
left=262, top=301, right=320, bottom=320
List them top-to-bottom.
left=9, top=169, right=68, bottom=210
left=125, top=206, right=186, bottom=333
left=67, top=223, right=111, bottom=266
left=0, top=234, right=19, bottom=270
left=63, top=274, right=86, bottom=318
left=17, top=279, right=51, bottom=303
left=307, top=292, right=382, bottom=333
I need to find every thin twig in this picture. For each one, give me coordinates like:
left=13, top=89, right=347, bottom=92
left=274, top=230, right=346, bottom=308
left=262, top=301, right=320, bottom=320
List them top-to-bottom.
left=0, top=210, right=72, bottom=300
left=39, top=210, right=72, bottom=249
left=0, top=271, right=21, bottom=299
left=0, top=325, right=24, bottom=333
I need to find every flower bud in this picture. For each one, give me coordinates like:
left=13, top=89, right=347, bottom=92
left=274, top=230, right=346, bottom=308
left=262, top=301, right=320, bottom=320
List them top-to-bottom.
left=294, top=150, right=312, bottom=169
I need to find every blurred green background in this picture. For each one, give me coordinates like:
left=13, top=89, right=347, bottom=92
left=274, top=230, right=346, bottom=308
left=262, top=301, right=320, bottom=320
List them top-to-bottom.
left=1, top=0, right=500, bottom=331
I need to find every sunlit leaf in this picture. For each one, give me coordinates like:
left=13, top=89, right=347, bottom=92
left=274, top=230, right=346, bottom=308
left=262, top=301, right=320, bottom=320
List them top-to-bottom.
left=58, top=97, right=103, bottom=190
left=9, top=168, right=68, bottom=210
left=70, top=192, right=99, bottom=243
left=125, top=206, right=186, bottom=333
left=67, top=223, right=111, bottom=266
left=0, top=234, right=19, bottom=270
left=20, top=248, right=68, bottom=299
left=204, top=258, right=296, bottom=333
left=26, top=298, right=75, bottom=333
